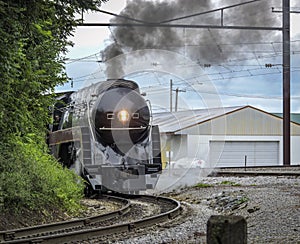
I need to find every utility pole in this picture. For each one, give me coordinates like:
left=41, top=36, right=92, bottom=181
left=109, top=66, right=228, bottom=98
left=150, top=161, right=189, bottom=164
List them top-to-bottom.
left=283, top=0, right=290, bottom=166
left=170, top=80, right=186, bottom=112
left=175, top=88, right=186, bottom=112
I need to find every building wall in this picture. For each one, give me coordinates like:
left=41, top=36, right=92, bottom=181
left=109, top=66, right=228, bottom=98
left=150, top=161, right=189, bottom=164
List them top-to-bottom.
left=161, top=107, right=300, bottom=166
left=171, top=107, right=300, bottom=166
left=180, top=107, right=300, bottom=136
left=160, top=134, right=187, bottom=167
left=173, top=134, right=300, bottom=166
left=187, top=135, right=281, bottom=163
left=291, top=136, right=300, bottom=165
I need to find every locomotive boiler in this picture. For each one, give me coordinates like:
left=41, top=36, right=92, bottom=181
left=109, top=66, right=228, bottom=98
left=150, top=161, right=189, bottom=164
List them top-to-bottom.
left=48, top=79, right=162, bottom=194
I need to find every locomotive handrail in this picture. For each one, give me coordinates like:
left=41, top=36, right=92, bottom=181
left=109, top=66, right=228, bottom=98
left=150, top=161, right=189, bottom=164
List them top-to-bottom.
left=146, top=99, right=154, bottom=164
left=146, top=99, right=153, bottom=129
left=86, top=101, right=97, bottom=165
left=98, top=126, right=148, bottom=130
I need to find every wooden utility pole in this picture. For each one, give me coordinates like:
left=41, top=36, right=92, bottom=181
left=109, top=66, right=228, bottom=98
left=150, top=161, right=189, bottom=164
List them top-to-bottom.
left=283, top=0, right=290, bottom=165
left=175, top=88, right=186, bottom=112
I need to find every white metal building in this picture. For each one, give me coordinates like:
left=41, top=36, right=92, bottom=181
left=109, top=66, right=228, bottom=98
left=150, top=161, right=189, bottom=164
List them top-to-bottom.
left=153, top=106, right=300, bottom=167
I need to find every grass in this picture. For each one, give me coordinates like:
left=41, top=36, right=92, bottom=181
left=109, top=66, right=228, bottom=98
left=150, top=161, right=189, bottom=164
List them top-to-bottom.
left=193, top=180, right=243, bottom=188
left=219, top=181, right=241, bottom=186
left=193, top=183, right=213, bottom=188
left=236, top=196, right=249, bottom=204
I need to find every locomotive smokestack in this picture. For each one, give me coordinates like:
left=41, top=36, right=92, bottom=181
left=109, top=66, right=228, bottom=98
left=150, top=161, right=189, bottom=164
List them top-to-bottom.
left=101, top=0, right=280, bottom=76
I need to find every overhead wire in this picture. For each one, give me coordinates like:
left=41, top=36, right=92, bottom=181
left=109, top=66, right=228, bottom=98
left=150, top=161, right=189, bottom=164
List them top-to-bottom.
left=158, top=0, right=263, bottom=24
left=64, top=1, right=299, bottom=102
left=64, top=42, right=300, bottom=67
left=66, top=51, right=102, bottom=64
left=67, top=60, right=300, bottom=84
left=130, top=62, right=300, bottom=100
left=142, top=81, right=300, bottom=101
left=142, top=85, right=300, bottom=100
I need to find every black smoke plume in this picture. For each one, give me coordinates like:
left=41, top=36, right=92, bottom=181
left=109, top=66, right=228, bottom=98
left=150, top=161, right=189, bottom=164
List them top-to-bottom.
left=101, top=0, right=281, bottom=78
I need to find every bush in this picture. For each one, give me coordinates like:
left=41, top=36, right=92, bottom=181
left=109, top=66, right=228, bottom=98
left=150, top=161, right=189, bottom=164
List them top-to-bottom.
left=0, top=0, right=106, bottom=217
left=0, top=134, right=84, bottom=214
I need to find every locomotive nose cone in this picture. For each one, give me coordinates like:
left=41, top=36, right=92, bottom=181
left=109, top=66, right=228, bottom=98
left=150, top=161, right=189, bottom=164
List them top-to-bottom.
left=93, top=86, right=150, bottom=156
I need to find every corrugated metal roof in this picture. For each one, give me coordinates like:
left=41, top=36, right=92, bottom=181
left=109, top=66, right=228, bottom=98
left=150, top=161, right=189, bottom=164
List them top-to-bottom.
left=152, top=106, right=244, bottom=133
left=273, top=113, right=300, bottom=124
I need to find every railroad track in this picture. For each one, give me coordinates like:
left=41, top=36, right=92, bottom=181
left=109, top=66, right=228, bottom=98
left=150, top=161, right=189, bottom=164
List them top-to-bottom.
left=213, top=165, right=300, bottom=177
left=0, top=195, right=181, bottom=244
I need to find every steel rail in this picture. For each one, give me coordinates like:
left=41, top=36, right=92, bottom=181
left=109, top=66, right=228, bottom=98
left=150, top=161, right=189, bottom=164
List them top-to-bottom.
left=217, top=165, right=300, bottom=170
left=213, top=166, right=300, bottom=177
left=215, top=171, right=300, bottom=177
left=0, top=195, right=130, bottom=243
left=1, top=195, right=181, bottom=244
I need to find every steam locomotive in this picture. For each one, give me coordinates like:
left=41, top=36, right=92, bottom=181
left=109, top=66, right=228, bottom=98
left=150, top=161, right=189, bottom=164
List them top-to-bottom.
left=48, top=79, right=162, bottom=194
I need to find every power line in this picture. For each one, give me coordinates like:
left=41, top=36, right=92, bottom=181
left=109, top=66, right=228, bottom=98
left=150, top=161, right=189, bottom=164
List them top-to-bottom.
left=159, top=0, right=263, bottom=24
left=64, top=39, right=300, bottom=65
left=66, top=51, right=102, bottom=64
left=68, top=60, right=300, bottom=84
left=143, top=85, right=300, bottom=100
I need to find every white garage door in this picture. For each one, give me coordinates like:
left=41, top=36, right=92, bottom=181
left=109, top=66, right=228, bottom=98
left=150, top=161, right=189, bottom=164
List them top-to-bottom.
left=209, top=141, right=279, bottom=167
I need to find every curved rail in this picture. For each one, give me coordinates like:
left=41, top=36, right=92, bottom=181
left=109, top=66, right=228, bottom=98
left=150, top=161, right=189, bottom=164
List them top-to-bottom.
left=0, top=195, right=130, bottom=243
left=1, top=195, right=181, bottom=244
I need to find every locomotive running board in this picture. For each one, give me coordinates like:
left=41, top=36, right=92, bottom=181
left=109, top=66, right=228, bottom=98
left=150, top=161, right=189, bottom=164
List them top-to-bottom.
left=48, top=126, right=83, bottom=145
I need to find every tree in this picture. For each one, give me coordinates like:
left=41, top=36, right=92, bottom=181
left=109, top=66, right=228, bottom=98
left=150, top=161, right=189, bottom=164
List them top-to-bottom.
left=0, top=0, right=107, bottom=214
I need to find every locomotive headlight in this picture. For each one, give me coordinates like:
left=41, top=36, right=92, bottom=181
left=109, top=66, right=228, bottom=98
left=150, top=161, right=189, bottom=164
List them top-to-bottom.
left=117, top=110, right=130, bottom=123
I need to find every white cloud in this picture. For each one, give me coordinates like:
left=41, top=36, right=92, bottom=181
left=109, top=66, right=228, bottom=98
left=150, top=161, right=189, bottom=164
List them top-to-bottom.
left=67, top=0, right=127, bottom=58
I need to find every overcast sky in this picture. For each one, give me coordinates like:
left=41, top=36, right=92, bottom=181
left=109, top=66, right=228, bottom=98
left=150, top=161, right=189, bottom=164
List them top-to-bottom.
left=58, top=0, right=300, bottom=113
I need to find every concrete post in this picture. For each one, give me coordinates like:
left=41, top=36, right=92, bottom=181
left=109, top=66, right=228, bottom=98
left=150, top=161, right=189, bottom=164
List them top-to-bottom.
left=207, top=215, right=247, bottom=244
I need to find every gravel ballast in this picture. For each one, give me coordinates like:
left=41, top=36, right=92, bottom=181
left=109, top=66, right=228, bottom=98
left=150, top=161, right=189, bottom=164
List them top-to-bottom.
left=111, top=175, right=300, bottom=244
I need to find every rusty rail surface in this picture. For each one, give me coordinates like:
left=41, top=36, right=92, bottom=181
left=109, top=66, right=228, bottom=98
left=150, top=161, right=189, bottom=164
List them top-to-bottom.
left=0, top=195, right=181, bottom=244
left=0, top=195, right=130, bottom=243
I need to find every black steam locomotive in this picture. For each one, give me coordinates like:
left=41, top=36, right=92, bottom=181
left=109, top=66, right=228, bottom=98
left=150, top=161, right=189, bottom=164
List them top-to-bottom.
left=48, top=79, right=162, bottom=194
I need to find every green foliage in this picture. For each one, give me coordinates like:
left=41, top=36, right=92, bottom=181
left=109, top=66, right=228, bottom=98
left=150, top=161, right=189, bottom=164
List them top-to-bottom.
left=0, top=0, right=106, bottom=214
left=0, top=134, right=84, bottom=213
left=220, top=181, right=241, bottom=186
left=194, top=182, right=213, bottom=188
left=236, top=196, right=249, bottom=205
